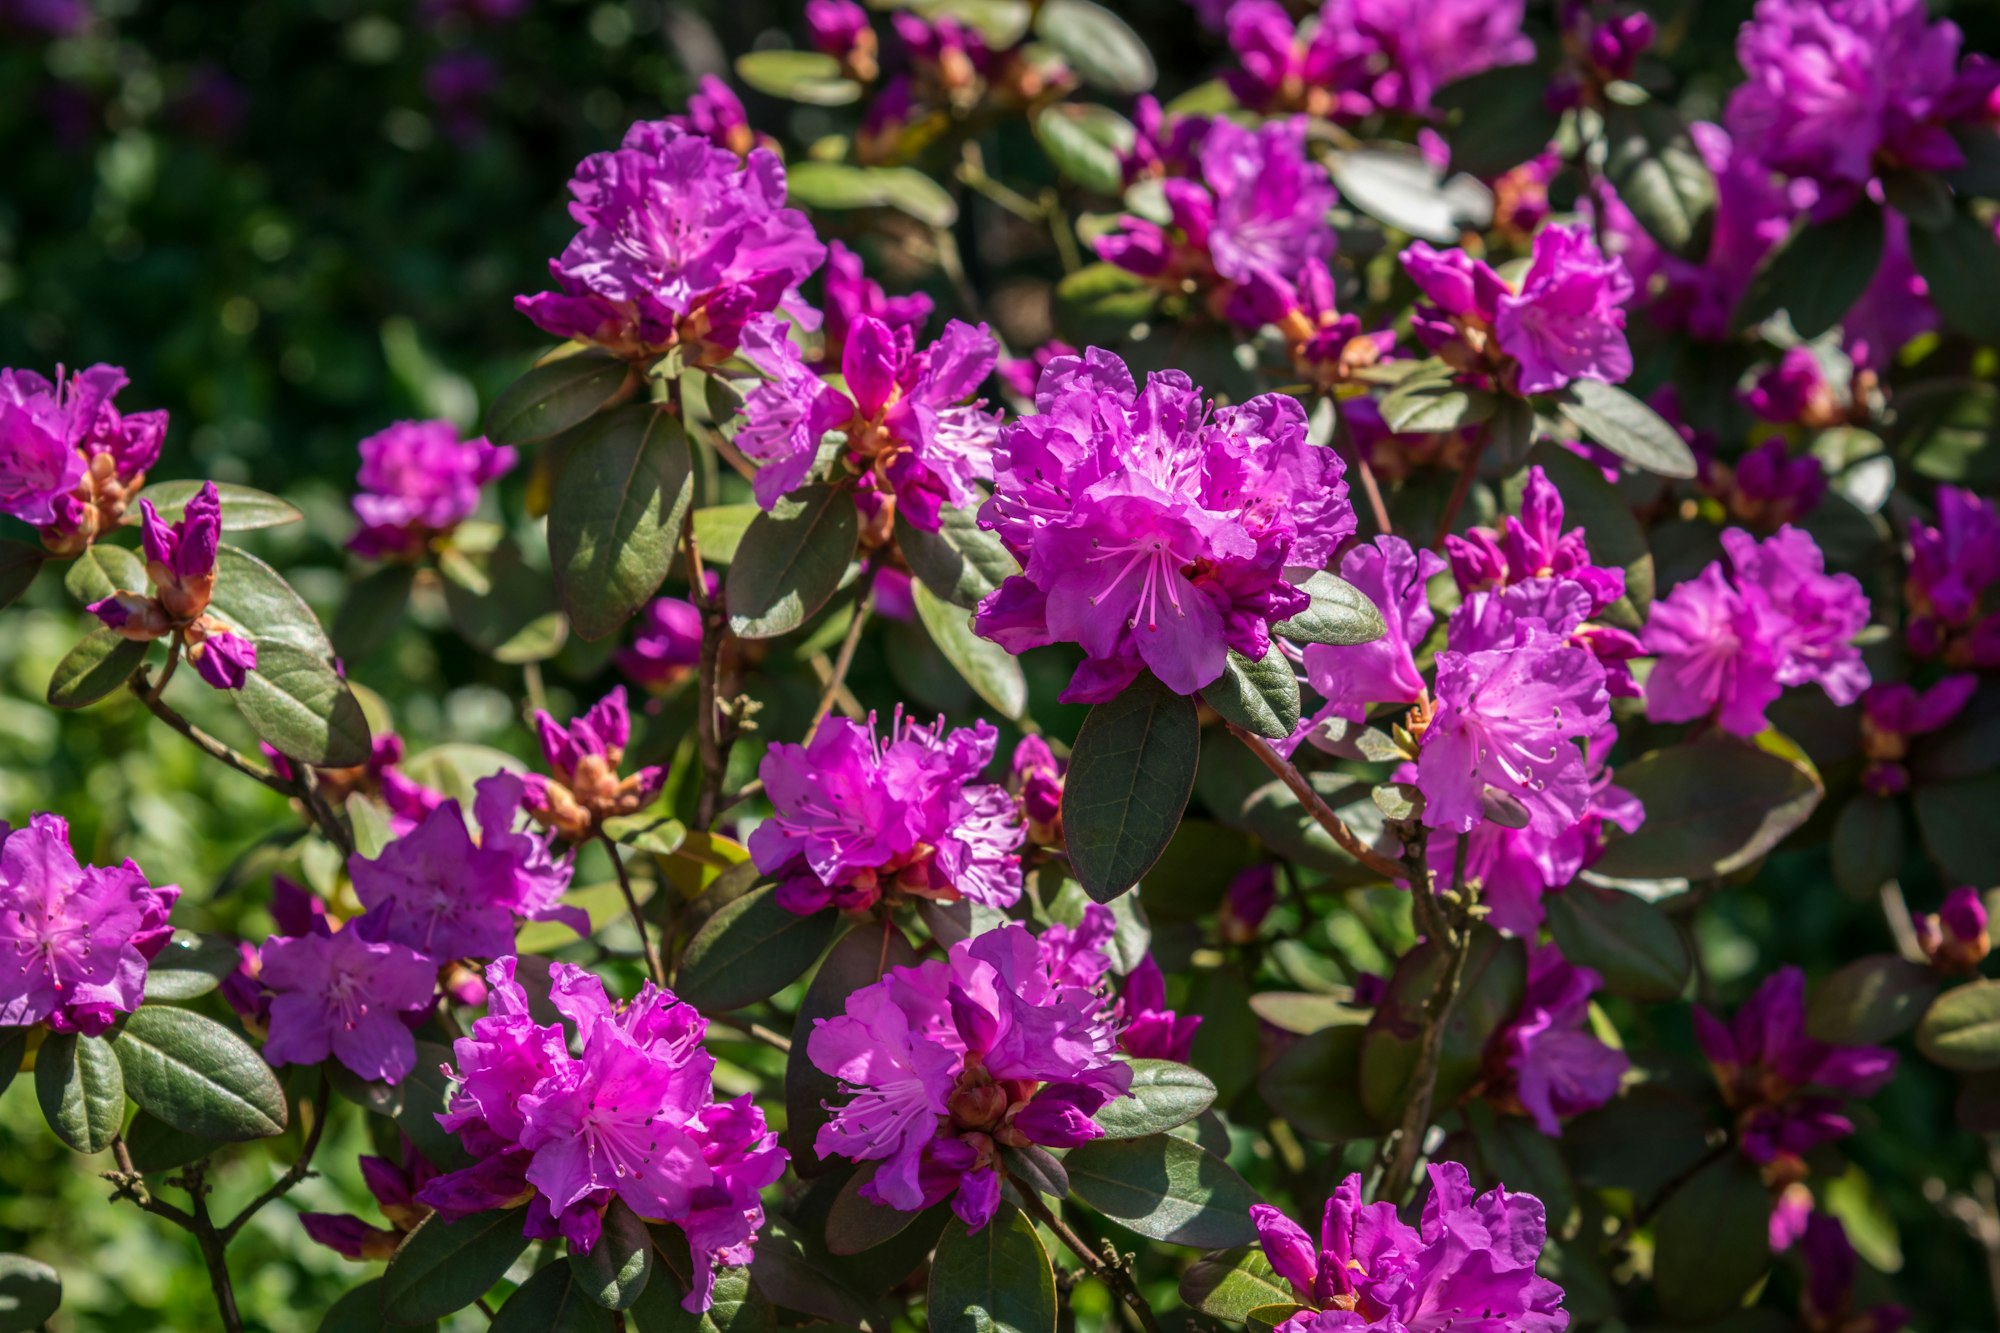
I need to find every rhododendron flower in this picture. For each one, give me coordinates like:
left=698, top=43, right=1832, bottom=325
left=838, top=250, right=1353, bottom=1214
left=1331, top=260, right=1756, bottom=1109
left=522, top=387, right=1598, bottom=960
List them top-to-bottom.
left=806, top=0, right=875, bottom=72
left=1311, top=0, right=1535, bottom=118
left=673, top=75, right=765, bottom=158
left=516, top=120, right=825, bottom=361
left=1842, top=212, right=1938, bottom=372
left=819, top=240, right=933, bottom=371
left=1238, top=260, right=1397, bottom=390
left=736, top=313, right=1000, bottom=532
left=999, top=339, right=1077, bottom=401
left=976, top=347, right=1355, bottom=702
left=1742, top=347, right=1839, bottom=427
left=0, top=363, right=165, bottom=553
left=348, top=419, right=516, bottom=561
left=1725, top=438, right=1828, bottom=528
left=87, top=483, right=259, bottom=691
left=1905, top=485, right=2000, bottom=666
left=1645, top=527, right=1871, bottom=735
left=1303, top=536, right=1443, bottom=726
left=616, top=593, right=705, bottom=693
left=1859, top=673, right=1976, bottom=794
left=522, top=687, right=667, bottom=839
left=750, top=712, right=1023, bottom=915
left=264, top=733, right=445, bottom=836
left=1010, top=734, right=1065, bottom=847
left=350, top=771, right=581, bottom=959
left=0, top=814, right=179, bottom=1034
left=1219, top=865, right=1276, bottom=943
left=1916, top=887, right=1989, bottom=975
left=258, top=922, right=439, bottom=1083
left=807, top=922, right=1131, bottom=1229
left=1485, top=948, right=1628, bottom=1135
left=1116, top=957, right=1202, bottom=1061
left=422, top=959, right=785, bottom=1309
left=1696, top=967, right=1896, bottom=1167
left=301, top=1137, right=439, bottom=1261
left=1250, top=1162, right=1567, bottom=1332
left=1800, top=1213, right=1909, bottom=1333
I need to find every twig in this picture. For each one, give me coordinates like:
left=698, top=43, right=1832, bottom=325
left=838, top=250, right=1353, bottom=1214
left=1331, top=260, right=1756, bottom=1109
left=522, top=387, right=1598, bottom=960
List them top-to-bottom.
left=1335, top=411, right=1393, bottom=538
left=1431, top=432, right=1486, bottom=550
left=683, top=521, right=735, bottom=830
left=806, top=585, right=874, bottom=742
left=146, top=631, right=186, bottom=704
left=1225, top=723, right=1407, bottom=881
left=1377, top=828, right=1473, bottom=1205
left=600, top=832, right=666, bottom=987
left=1880, top=880, right=1926, bottom=963
left=712, top=1020, right=793, bottom=1054
left=222, top=1076, right=333, bottom=1243
left=1016, top=1188, right=1162, bottom=1333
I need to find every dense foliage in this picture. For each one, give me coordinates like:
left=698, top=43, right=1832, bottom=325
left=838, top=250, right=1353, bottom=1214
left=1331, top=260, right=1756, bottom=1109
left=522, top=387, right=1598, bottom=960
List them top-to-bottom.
left=3, top=1, right=2000, bottom=1331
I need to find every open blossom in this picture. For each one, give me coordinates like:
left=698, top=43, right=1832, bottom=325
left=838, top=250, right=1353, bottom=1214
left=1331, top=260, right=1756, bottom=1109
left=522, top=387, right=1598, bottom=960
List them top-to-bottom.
left=1312, top=0, right=1534, bottom=118
left=673, top=75, right=766, bottom=158
left=516, top=119, right=824, bottom=362
left=1842, top=211, right=1938, bottom=372
left=819, top=240, right=933, bottom=371
left=736, top=313, right=1000, bottom=533
left=999, top=339, right=1077, bottom=401
left=976, top=347, right=1354, bottom=703
left=0, top=363, right=164, bottom=551
left=348, top=419, right=516, bottom=561
left=87, top=482, right=258, bottom=691
left=1905, top=485, right=2000, bottom=666
left=1645, top=527, right=1871, bottom=736
left=1304, top=536, right=1443, bottom=725
left=1859, top=673, right=1976, bottom=794
left=522, top=687, right=667, bottom=839
left=750, top=712, right=1023, bottom=916
left=350, top=771, right=582, bottom=959
left=0, top=814, right=179, bottom=1034
left=1916, top=887, right=1990, bottom=975
left=258, top=922, right=438, bottom=1083
left=808, top=922, right=1131, bottom=1229
left=1484, top=948, right=1628, bottom=1135
left=1116, top=956, right=1202, bottom=1061
left=421, top=960, right=785, bottom=1309
left=1696, top=967, right=1896, bottom=1168
left=301, top=1137, right=440, bottom=1261
left=1250, top=1163, right=1567, bottom=1333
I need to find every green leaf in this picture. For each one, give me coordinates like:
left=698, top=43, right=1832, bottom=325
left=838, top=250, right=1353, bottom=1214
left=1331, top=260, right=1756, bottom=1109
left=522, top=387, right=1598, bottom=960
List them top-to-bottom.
left=1033, top=0, right=1153, bottom=94
left=734, top=50, right=861, bottom=106
left=1433, top=64, right=1562, bottom=180
left=1602, top=98, right=1716, bottom=261
left=1034, top=105, right=1126, bottom=195
left=1326, top=145, right=1467, bottom=243
left=785, top=162, right=957, bottom=227
left=1735, top=204, right=1885, bottom=340
left=1907, top=206, right=2000, bottom=346
left=1053, top=263, right=1161, bottom=345
left=486, top=353, right=630, bottom=446
left=1380, top=379, right=1495, bottom=435
left=1894, top=379, right=1999, bottom=488
left=1554, top=380, right=1697, bottom=479
left=550, top=405, right=694, bottom=641
left=1510, top=442, right=1653, bottom=625
left=133, top=480, right=301, bottom=531
left=726, top=484, right=859, bottom=639
left=900, top=499, right=1019, bottom=610
left=691, top=505, right=759, bottom=566
left=442, top=537, right=567, bottom=665
left=0, top=539, right=43, bottom=612
left=62, top=541, right=144, bottom=606
left=210, top=544, right=335, bottom=654
left=331, top=562, right=416, bottom=662
left=1274, top=571, right=1386, bottom=647
left=913, top=580, right=1027, bottom=719
left=47, top=629, right=148, bottom=709
left=231, top=640, right=373, bottom=768
left=1202, top=642, right=1301, bottom=740
left=1063, top=673, right=1201, bottom=902
left=1591, top=733, right=1822, bottom=880
left=1915, top=774, right=2000, bottom=888
left=1831, top=793, right=1907, bottom=899
left=676, top=883, right=840, bottom=1012
left=1543, top=886, right=1690, bottom=1002
left=785, top=925, right=921, bottom=1172
left=1360, top=927, right=1527, bottom=1124
left=143, top=931, right=243, bottom=1002
left=1808, top=955, right=1938, bottom=1046
left=1917, top=980, right=2000, bottom=1071
left=111, top=1006, right=287, bottom=1142
left=1258, top=1024, right=1376, bottom=1141
left=0, top=1031, right=22, bottom=1100
left=35, top=1032, right=125, bottom=1155
left=393, top=1040, right=472, bottom=1171
left=1094, top=1060, right=1217, bottom=1139
left=1462, top=1102, right=1577, bottom=1234
left=123, top=1109, right=223, bottom=1173
left=1064, top=1133, right=1260, bottom=1247
left=1651, top=1155, right=1773, bottom=1324
left=827, top=1162, right=922, bottom=1257
left=568, top=1199, right=654, bottom=1310
left=929, top=1202, right=1057, bottom=1333
left=381, top=1208, right=531, bottom=1324
left=1179, top=1248, right=1290, bottom=1322
left=0, top=1253, right=61, bottom=1333
left=632, top=1260, right=773, bottom=1333
left=494, top=1264, right=616, bottom=1332
left=317, top=1277, right=429, bottom=1333
left=1247, top=1304, right=1308, bottom=1333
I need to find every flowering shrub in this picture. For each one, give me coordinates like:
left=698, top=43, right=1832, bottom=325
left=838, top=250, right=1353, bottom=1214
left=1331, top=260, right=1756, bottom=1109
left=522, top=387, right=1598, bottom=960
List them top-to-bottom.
left=1, top=1, right=1999, bottom=1330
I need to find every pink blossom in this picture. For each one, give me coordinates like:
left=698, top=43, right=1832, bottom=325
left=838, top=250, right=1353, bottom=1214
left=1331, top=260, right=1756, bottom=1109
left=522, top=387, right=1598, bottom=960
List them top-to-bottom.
left=1312, top=0, right=1535, bottom=118
left=1494, top=224, right=1634, bottom=395
left=820, top=240, right=933, bottom=372
left=0, top=363, right=163, bottom=540
left=348, top=419, right=515, bottom=561
left=1906, top=485, right=2000, bottom=665
left=1304, top=536, right=1444, bottom=724
left=616, top=593, right=705, bottom=693
left=1860, top=673, right=1976, bottom=794
left=523, top=687, right=667, bottom=839
left=1916, top=887, right=1990, bottom=974
left=259, top=923, right=438, bottom=1083
left=1487, top=948, right=1628, bottom=1135
left=1116, top=957, right=1202, bottom=1061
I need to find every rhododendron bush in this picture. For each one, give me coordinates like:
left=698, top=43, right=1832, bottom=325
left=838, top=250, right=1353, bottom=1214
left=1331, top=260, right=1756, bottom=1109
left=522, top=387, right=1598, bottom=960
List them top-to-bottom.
left=5, top=0, right=2000, bottom=1329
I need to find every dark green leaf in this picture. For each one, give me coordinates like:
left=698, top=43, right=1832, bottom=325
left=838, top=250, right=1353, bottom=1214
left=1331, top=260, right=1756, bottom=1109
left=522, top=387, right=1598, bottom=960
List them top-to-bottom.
left=1033, top=0, right=1153, bottom=94
left=734, top=50, right=861, bottom=105
left=1434, top=64, right=1562, bottom=180
left=1602, top=98, right=1716, bottom=260
left=1034, top=106, right=1125, bottom=195
left=785, top=162, right=956, bottom=227
left=1735, top=204, right=1884, bottom=340
left=1908, top=206, right=2000, bottom=346
left=1053, top=263, right=1160, bottom=345
left=486, top=353, right=630, bottom=446
left=1894, top=379, right=1999, bottom=489
left=1380, top=380, right=1496, bottom=435
left=1555, top=380, right=1697, bottom=479
left=1485, top=395, right=1538, bottom=469
left=550, top=406, right=694, bottom=641
left=1513, top=441, right=1653, bottom=625
left=133, top=480, right=301, bottom=531
left=726, top=484, right=859, bottom=639
left=899, top=500, right=1018, bottom=609
left=441, top=537, right=566, bottom=665
left=0, top=539, right=43, bottom=612
left=62, top=542, right=143, bottom=606
left=210, top=544, right=335, bottom=654
left=331, top=563, right=416, bottom=662
left=1273, top=571, right=1386, bottom=647
left=913, top=581, right=1027, bottom=719
left=47, top=629, right=147, bottom=709
left=233, top=641, right=374, bottom=769
left=1203, top=642, right=1300, bottom=740
left=1063, top=673, right=1201, bottom=903
left=1591, top=733, right=1821, bottom=880
left=1916, top=774, right=2000, bottom=887
left=1832, top=792, right=1907, bottom=899
left=676, top=883, right=840, bottom=1012
left=1544, top=886, right=1690, bottom=1002
left=786, top=926, right=921, bottom=1172
left=1360, top=928, right=1526, bottom=1123
left=143, top=931, right=241, bottom=1002
left=1808, top=955, right=1938, bottom=1046
left=1918, top=980, right=2000, bottom=1072
left=111, top=1006, right=287, bottom=1142
left=1259, top=1024, right=1377, bottom=1141
left=0, top=1031, right=22, bottom=1099
left=35, top=1033, right=124, bottom=1154
left=394, top=1040, right=472, bottom=1171
left=1094, top=1060, right=1217, bottom=1139
left=1565, top=1089, right=1719, bottom=1211
left=1461, top=1102, right=1576, bottom=1234
left=123, top=1109, right=222, bottom=1173
left=1064, top=1134, right=1260, bottom=1247
left=1004, top=1143, right=1070, bottom=1201
left=1651, top=1155, right=1773, bottom=1324
left=827, top=1163, right=921, bottom=1257
left=568, top=1199, right=653, bottom=1310
left=929, top=1206, right=1060, bottom=1333
left=381, top=1208, right=530, bottom=1324
left=747, top=1219, right=891, bottom=1331
left=1179, top=1248, right=1290, bottom=1322
left=0, top=1253, right=61, bottom=1333
left=633, top=1259, right=774, bottom=1333
left=494, top=1264, right=616, bottom=1332
left=319, top=1278, right=424, bottom=1332
left=1247, top=1304, right=1308, bottom=1333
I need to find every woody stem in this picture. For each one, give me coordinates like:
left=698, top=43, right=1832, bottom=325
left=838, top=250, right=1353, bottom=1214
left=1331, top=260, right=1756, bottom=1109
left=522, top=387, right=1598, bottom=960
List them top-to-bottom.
left=806, top=576, right=876, bottom=743
left=1224, top=723, right=1409, bottom=882
left=1377, top=828, right=1473, bottom=1205
left=600, top=831, right=666, bottom=987
left=1016, top=1188, right=1162, bottom=1333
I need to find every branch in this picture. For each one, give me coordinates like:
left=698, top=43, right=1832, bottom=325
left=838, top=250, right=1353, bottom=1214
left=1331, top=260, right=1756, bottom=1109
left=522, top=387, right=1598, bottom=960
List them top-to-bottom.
left=1431, top=432, right=1486, bottom=550
left=683, top=520, right=736, bottom=830
left=805, top=583, right=874, bottom=743
left=1225, top=723, right=1408, bottom=881
left=1377, top=828, right=1474, bottom=1205
left=600, top=831, right=667, bottom=987
left=222, top=1076, right=333, bottom=1243
left=107, top=1146, right=243, bottom=1333
left=1016, top=1188, right=1162, bottom=1333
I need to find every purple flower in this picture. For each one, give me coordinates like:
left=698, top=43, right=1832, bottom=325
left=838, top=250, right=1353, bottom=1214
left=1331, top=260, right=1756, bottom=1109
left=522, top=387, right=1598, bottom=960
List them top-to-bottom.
left=807, top=0, right=873, bottom=64
left=1312, top=0, right=1535, bottom=118
left=425, top=52, right=498, bottom=144
left=675, top=75, right=764, bottom=158
left=516, top=120, right=825, bottom=362
left=1843, top=211, right=1937, bottom=371
left=1494, top=224, right=1634, bottom=395
left=820, top=241, right=933, bottom=372
left=736, top=313, right=1000, bottom=530
left=999, top=340, right=1077, bottom=401
left=976, top=347, right=1354, bottom=702
left=1741, top=347, right=1835, bottom=426
left=0, top=362, right=165, bottom=555
left=349, top=420, right=516, bottom=561
left=1726, top=438, right=1828, bottom=528
left=87, top=482, right=261, bottom=690
left=1906, top=485, right=2000, bottom=666
left=1644, top=527, right=1871, bottom=736
left=1304, top=536, right=1444, bottom=725
left=873, top=567, right=916, bottom=621
left=615, top=593, right=705, bottom=693
left=1859, top=673, right=1976, bottom=794
left=523, top=687, right=667, bottom=840
left=750, top=711, right=1023, bottom=915
left=1010, top=734, right=1065, bottom=846
left=0, top=814, right=179, bottom=1035
left=1219, top=865, right=1277, bottom=943
left=1916, top=887, right=1990, bottom=975
left=808, top=922, right=1131, bottom=1229
left=258, top=924, right=438, bottom=1083
left=1486, top=947, right=1627, bottom=1135
left=1115, top=957, right=1202, bottom=1061
left=423, top=960, right=785, bottom=1310
left=1696, top=966, right=1896, bottom=1167
left=300, top=1138, right=440, bottom=1261
left=1249, top=1162, right=1567, bottom=1332
left=1800, top=1213, right=1908, bottom=1333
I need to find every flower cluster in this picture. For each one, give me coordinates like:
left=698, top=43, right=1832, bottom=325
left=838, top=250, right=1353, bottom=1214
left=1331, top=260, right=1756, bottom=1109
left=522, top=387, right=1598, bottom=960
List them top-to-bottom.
left=517, top=120, right=825, bottom=362
left=976, top=346, right=1354, bottom=702
left=0, top=363, right=165, bottom=555
left=348, top=419, right=516, bottom=561
left=87, top=482, right=259, bottom=691
left=1904, top=485, right=2000, bottom=667
left=616, top=589, right=706, bottom=694
left=1858, top=674, right=1976, bottom=795
left=521, top=687, right=667, bottom=840
left=750, top=711, right=1023, bottom=916
left=263, top=732, right=446, bottom=836
left=1008, top=734, right=1065, bottom=850
left=808, top=921, right=1131, bottom=1229
left=1482, top=947, right=1628, bottom=1135
left=422, top=959, right=786, bottom=1309
left=299, top=1136, right=439, bottom=1261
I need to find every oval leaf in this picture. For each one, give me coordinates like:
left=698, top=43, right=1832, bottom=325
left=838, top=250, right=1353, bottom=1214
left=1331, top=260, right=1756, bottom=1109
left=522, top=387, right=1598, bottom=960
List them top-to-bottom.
left=1033, top=0, right=1154, bottom=94
left=734, top=50, right=861, bottom=107
left=1434, top=64, right=1561, bottom=180
left=1602, top=98, right=1716, bottom=261
left=1034, top=106, right=1125, bottom=195
left=784, top=162, right=957, bottom=227
left=1734, top=204, right=1885, bottom=340
left=1907, top=206, right=2000, bottom=347
left=1053, top=263, right=1161, bottom=345
left=486, top=353, right=630, bottom=446
left=1381, top=380, right=1496, bottom=435
left=1555, top=380, right=1697, bottom=479
left=550, top=405, right=694, bottom=641
left=133, top=480, right=301, bottom=531
left=727, top=484, right=860, bottom=640
left=901, top=499, right=1019, bottom=610
left=0, top=539, right=44, bottom=612
left=62, top=541, right=144, bottom=606
left=209, top=544, right=334, bottom=654
left=331, top=562, right=417, bottom=662
left=1272, top=571, right=1386, bottom=647
left=913, top=580, right=1027, bottom=719
left=47, top=629, right=147, bottom=710
left=233, top=640, right=375, bottom=769
left=1203, top=643, right=1301, bottom=741
left=1064, top=673, right=1201, bottom=903
left=1593, top=733, right=1821, bottom=879
left=676, top=883, right=840, bottom=1012
left=1544, top=886, right=1691, bottom=1002
left=1360, top=928, right=1527, bottom=1124
left=1809, top=955, right=1939, bottom=1046
left=1918, top=980, right=2000, bottom=1072
left=111, top=1005, right=287, bottom=1142
left=1258, top=1024, right=1376, bottom=1143
left=35, top=1032, right=125, bottom=1155
left=1094, top=1060, right=1218, bottom=1139
left=1063, top=1133, right=1260, bottom=1247
left=1651, top=1155, right=1773, bottom=1324
left=827, top=1162, right=921, bottom=1257
left=568, top=1198, right=653, bottom=1310
left=928, top=1201, right=1057, bottom=1333
left=381, top=1208, right=531, bottom=1324
left=1179, top=1248, right=1290, bottom=1322
left=0, top=1253, right=61, bottom=1332
left=631, top=1260, right=773, bottom=1333
left=495, top=1264, right=616, bottom=1332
